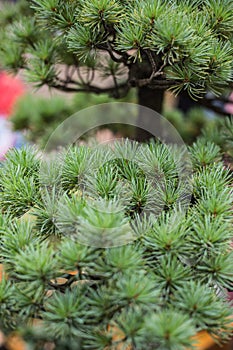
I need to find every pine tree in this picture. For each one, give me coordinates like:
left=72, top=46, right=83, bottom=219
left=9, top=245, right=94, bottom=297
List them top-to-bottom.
left=1, top=0, right=233, bottom=139
left=0, top=136, right=233, bottom=349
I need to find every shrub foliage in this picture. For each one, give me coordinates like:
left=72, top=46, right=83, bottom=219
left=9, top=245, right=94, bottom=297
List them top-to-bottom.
left=0, top=136, right=233, bottom=349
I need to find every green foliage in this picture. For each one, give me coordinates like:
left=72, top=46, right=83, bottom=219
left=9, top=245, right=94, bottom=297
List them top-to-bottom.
left=0, top=0, right=32, bottom=26
left=1, top=0, right=233, bottom=99
left=205, top=0, right=233, bottom=39
left=67, top=24, right=103, bottom=62
left=11, top=90, right=224, bottom=148
left=10, top=91, right=136, bottom=147
left=11, top=94, right=72, bottom=146
left=201, top=116, right=233, bottom=170
left=221, top=116, right=233, bottom=157
left=189, top=138, right=221, bottom=168
left=0, top=139, right=233, bottom=349
left=0, top=147, right=40, bottom=216
left=0, top=220, right=41, bottom=268
left=173, top=281, right=232, bottom=339
left=142, top=311, right=196, bottom=350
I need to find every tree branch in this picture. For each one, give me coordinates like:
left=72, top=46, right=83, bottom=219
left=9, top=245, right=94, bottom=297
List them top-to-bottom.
left=97, top=43, right=127, bottom=64
left=146, top=50, right=157, bottom=73
left=135, top=63, right=167, bottom=87
left=86, top=67, right=95, bottom=85
left=129, top=76, right=177, bottom=90
left=50, top=81, right=130, bottom=98
left=198, top=96, right=230, bottom=116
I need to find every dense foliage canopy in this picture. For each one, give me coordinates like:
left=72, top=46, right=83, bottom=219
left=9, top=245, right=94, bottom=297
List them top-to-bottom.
left=0, top=134, right=233, bottom=349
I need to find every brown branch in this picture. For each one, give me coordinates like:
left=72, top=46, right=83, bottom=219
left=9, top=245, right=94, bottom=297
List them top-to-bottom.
left=97, top=43, right=127, bottom=64
left=107, top=44, right=126, bottom=64
left=146, top=50, right=157, bottom=73
left=136, top=63, right=167, bottom=87
left=63, top=65, right=79, bottom=85
left=69, top=65, right=76, bottom=81
left=76, top=65, right=86, bottom=85
left=86, top=67, right=95, bottom=85
left=110, top=68, right=120, bottom=98
left=56, top=70, right=94, bottom=87
left=56, top=76, right=80, bottom=86
left=129, top=77, right=177, bottom=90
left=50, top=81, right=130, bottom=97
left=203, top=95, right=232, bottom=104
left=198, top=96, right=230, bottom=116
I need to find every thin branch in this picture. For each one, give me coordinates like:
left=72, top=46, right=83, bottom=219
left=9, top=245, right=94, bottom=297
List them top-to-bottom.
left=100, top=20, right=128, bottom=63
left=97, top=42, right=126, bottom=64
left=107, top=44, right=125, bottom=63
left=112, top=47, right=131, bottom=65
left=146, top=50, right=157, bottom=73
left=71, top=53, right=88, bottom=85
left=64, top=65, right=70, bottom=86
left=64, top=65, right=78, bottom=85
left=69, top=65, right=76, bottom=81
left=75, top=65, right=96, bottom=86
left=76, top=65, right=86, bottom=85
left=86, top=66, right=95, bottom=85
left=110, top=68, right=120, bottom=98
left=112, top=75, right=119, bottom=97
left=56, top=76, right=80, bottom=86
left=129, top=77, right=176, bottom=90
left=51, top=81, right=129, bottom=96
left=202, top=94, right=232, bottom=104
left=198, top=96, right=230, bottom=116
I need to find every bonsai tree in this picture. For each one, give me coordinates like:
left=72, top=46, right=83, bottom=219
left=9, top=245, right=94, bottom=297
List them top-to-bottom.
left=1, top=0, right=233, bottom=139
left=0, top=137, right=233, bottom=349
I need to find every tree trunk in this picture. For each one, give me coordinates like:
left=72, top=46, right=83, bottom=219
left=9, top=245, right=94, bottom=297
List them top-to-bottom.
left=135, top=86, right=165, bottom=142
